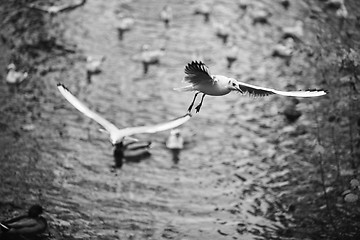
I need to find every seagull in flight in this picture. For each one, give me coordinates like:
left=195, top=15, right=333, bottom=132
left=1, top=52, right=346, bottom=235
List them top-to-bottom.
left=27, top=0, right=86, bottom=14
left=174, top=61, right=327, bottom=113
left=57, top=83, right=191, bottom=146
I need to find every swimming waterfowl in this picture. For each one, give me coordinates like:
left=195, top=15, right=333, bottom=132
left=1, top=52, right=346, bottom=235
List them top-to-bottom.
left=27, top=0, right=86, bottom=14
left=238, top=0, right=251, bottom=11
left=280, top=0, right=290, bottom=9
left=325, top=0, right=344, bottom=10
left=193, top=3, right=211, bottom=23
left=160, top=5, right=173, bottom=28
left=251, top=8, right=271, bottom=25
left=116, top=16, right=135, bottom=41
left=282, top=21, right=304, bottom=40
left=214, top=22, right=231, bottom=45
left=272, top=38, right=295, bottom=66
left=225, top=43, right=239, bottom=69
left=140, top=44, right=165, bottom=75
left=86, top=56, right=105, bottom=83
left=174, top=61, right=327, bottom=113
left=6, top=63, right=28, bottom=85
left=57, top=84, right=191, bottom=166
left=166, top=129, right=184, bottom=163
left=166, top=129, right=184, bottom=150
left=114, top=141, right=151, bottom=167
left=0, top=205, right=47, bottom=237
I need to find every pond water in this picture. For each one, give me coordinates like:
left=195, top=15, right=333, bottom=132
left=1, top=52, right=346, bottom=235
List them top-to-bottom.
left=33, top=0, right=322, bottom=239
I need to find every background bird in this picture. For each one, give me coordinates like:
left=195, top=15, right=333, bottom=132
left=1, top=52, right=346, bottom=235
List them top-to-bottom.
left=193, top=3, right=211, bottom=23
left=160, top=5, right=173, bottom=28
left=116, top=15, right=135, bottom=41
left=282, top=20, right=304, bottom=40
left=214, top=22, right=232, bottom=45
left=225, top=42, right=239, bottom=69
left=140, top=44, right=165, bottom=75
left=86, top=55, right=105, bottom=83
left=174, top=61, right=327, bottom=113
left=6, top=63, right=28, bottom=87
left=57, top=84, right=191, bottom=165
left=1, top=205, right=47, bottom=236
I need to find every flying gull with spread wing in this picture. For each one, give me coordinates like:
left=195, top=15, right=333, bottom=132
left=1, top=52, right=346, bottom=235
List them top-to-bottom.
left=174, top=61, right=327, bottom=113
left=57, top=83, right=191, bottom=145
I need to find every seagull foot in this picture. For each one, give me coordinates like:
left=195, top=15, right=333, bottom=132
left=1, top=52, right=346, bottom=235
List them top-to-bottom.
left=195, top=105, right=202, bottom=113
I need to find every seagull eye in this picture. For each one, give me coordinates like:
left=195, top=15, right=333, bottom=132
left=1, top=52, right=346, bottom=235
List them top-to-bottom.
left=232, top=83, right=236, bottom=86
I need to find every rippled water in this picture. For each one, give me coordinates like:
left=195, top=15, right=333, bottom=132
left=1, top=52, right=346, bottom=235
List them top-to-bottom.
left=33, top=0, right=322, bottom=239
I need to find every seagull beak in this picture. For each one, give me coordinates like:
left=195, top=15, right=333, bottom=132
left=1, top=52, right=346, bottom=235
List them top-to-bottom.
left=233, top=83, right=243, bottom=93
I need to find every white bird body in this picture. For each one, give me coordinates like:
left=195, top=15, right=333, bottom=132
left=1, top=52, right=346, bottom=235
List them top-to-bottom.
left=160, top=5, right=173, bottom=26
left=117, top=17, right=134, bottom=31
left=282, top=21, right=304, bottom=40
left=273, top=38, right=294, bottom=58
left=86, top=56, right=105, bottom=73
left=175, top=61, right=327, bottom=113
left=6, top=63, right=28, bottom=84
left=57, top=84, right=191, bottom=145
left=166, top=129, right=184, bottom=150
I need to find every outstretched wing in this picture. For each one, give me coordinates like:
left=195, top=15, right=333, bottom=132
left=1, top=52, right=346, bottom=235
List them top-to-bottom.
left=184, top=61, right=214, bottom=85
left=237, top=81, right=327, bottom=97
left=57, top=83, right=119, bottom=135
left=119, top=113, right=191, bottom=137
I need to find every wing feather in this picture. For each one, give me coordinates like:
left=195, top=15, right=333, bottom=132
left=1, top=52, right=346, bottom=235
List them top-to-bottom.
left=184, top=61, right=213, bottom=85
left=237, top=81, right=327, bottom=97
left=57, top=83, right=119, bottom=134
left=119, top=113, right=191, bottom=137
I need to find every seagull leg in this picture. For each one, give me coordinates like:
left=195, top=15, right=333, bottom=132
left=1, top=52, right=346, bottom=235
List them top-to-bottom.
left=188, top=92, right=200, bottom=113
left=195, top=93, right=206, bottom=113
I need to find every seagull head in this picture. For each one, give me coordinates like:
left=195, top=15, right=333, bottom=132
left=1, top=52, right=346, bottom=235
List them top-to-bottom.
left=227, top=78, right=242, bottom=92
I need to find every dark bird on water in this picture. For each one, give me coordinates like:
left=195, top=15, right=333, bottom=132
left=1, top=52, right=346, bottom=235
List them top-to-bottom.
left=1, top=205, right=47, bottom=237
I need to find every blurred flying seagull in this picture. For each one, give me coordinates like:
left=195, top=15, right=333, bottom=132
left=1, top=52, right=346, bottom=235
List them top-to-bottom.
left=28, top=0, right=86, bottom=14
left=174, top=61, right=327, bottom=113
left=57, top=83, right=191, bottom=145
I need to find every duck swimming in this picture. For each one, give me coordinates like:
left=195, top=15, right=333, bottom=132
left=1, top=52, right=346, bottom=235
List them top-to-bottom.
left=114, top=141, right=152, bottom=167
left=0, top=205, right=47, bottom=237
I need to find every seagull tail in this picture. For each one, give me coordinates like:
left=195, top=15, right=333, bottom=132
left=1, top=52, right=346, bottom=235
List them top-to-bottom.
left=173, top=85, right=195, bottom=92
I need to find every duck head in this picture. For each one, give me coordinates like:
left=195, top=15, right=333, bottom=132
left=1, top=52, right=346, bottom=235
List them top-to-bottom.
left=28, top=205, right=43, bottom=217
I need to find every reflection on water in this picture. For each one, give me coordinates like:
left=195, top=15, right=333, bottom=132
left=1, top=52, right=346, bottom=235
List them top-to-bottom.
left=37, top=0, right=320, bottom=239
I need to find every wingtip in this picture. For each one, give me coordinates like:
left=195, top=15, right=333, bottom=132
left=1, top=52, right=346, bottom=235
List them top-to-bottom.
left=57, top=83, right=70, bottom=92
left=306, top=88, right=328, bottom=96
